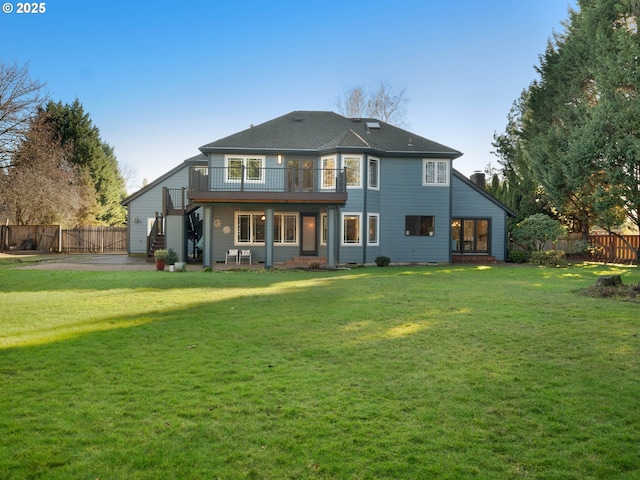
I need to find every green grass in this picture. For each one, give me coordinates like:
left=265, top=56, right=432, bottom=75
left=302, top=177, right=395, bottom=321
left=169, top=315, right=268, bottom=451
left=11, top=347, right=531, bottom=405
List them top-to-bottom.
left=1, top=264, right=639, bottom=479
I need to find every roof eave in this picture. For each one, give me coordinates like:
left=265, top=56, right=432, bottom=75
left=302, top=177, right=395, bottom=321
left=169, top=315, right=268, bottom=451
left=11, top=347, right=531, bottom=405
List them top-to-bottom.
left=200, top=146, right=462, bottom=159
left=452, top=169, right=517, bottom=217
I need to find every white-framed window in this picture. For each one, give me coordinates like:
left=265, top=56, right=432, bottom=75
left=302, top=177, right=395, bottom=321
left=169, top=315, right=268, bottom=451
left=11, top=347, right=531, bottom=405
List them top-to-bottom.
left=225, top=155, right=265, bottom=183
left=344, top=155, right=362, bottom=188
left=321, top=156, right=337, bottom=189
left=368, top=157, right=380, bottom=190
left=423, top=159, right=449, bottom=186
left=235, top=212, right=299, bottom=245
left=342, top=212, right=361, bottom=245
left=321, top=213, right=328, bottom=245
left=368, top=213, right=379, bottom=245
left=273, top=214, right=298, bottom=244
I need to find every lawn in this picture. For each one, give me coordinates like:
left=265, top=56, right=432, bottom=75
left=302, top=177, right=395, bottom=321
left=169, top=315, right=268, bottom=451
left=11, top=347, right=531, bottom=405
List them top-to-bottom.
left=1, top=264, right=639, bottom=479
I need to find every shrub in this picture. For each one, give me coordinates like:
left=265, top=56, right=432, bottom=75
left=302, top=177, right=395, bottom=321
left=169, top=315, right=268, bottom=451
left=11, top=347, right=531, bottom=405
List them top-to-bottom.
left=511, top=214, right=566, bottom=252
left=571, top=239, right=590, bottom=256
left=166, top=248, right=179, bottom=265
left=153, top=249, right=168, bottom=261
left=507, top=250, right=529, bottom=264
left=529, top=250, right=568, bottom=267
left=375, top=256, right=391, bottom=267
left=307, top=261, right=322, bottom=271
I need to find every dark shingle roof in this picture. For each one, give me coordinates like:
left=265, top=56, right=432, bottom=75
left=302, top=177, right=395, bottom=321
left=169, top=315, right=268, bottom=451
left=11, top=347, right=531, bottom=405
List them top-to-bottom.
left=200, top=111, right=462, bottom=158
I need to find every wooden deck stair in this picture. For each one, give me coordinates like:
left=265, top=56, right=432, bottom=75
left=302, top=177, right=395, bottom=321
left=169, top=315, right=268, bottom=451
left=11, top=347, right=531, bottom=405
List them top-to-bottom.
left=147, top=234, right=166, bottom=261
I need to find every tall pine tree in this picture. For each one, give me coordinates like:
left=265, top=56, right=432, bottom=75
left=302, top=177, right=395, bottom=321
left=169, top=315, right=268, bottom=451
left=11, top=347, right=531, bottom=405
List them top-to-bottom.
left=515, top=0, right=640, bottom=259
left=43, top=99, right=126, bottom=225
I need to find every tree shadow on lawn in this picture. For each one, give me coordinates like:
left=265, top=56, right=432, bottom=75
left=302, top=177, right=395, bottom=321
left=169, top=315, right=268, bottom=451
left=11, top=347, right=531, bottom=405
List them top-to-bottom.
left=0, top=268, right=361, bottom=293
left=0, top=273, right=370, bottom=349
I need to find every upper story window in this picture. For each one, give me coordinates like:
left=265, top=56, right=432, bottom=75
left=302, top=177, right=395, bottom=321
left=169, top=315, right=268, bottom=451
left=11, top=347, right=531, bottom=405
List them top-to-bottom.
left=225, top=155, right=265, bottom=183
left=344, top=155, right=362, bottom=188
left=321, top=156, right=337, bottom=189
left=368, top=157, right=380, bottom=190
left=423, top=159, right=449, bottom=186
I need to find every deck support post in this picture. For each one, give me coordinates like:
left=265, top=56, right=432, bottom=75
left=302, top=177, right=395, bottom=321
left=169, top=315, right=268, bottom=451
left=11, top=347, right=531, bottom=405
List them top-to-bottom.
left=265, top=208, right=274, bottom=268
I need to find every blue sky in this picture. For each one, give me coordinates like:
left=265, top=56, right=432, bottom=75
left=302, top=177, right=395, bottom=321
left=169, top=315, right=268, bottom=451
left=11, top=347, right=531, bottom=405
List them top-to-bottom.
left=1, top=0, right=576, bottom=192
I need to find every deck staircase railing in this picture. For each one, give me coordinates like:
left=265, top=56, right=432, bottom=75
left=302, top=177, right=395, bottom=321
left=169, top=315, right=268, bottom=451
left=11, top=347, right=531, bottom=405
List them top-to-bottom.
left=147, top=213, right=165, bottom=258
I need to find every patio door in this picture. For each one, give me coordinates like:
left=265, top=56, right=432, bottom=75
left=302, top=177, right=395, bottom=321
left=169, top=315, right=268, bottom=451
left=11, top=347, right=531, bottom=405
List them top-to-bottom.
left=287, top=160, right=315, bottom=192
left=301, top=213, right=317, bottom=256
left=451, top=218, right=490, bottom=253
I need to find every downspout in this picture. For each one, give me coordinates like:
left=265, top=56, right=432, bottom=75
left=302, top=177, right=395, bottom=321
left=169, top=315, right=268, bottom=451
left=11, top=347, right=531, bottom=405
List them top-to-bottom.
left=363, top=154, right=368, bottom=264
left=448, top=164, right=453, bottom=264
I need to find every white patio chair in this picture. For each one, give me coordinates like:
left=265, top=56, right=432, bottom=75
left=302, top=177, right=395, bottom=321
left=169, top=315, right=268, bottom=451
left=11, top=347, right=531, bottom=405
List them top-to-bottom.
left=225, top=249, right=239, bottom=264
left=239, top=249, right=252, bottom=265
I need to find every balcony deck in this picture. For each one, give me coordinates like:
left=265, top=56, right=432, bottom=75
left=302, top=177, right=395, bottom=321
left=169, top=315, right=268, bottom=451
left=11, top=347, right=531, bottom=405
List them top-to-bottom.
left=186, top=166, right=348, bottom=205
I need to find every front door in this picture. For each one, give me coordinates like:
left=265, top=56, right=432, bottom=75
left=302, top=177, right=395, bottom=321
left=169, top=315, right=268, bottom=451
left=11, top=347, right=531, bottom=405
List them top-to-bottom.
left=301, top=213, right=317, bottom=256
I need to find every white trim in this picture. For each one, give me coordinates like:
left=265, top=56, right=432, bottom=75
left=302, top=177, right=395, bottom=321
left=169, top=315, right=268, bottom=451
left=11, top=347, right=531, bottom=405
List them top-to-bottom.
left=343, top=154, right=363, bottom=189
left=225, top=155, right=266, bottom=184
left=321, top=155, right=337, bottom=189
left=368, top=157, right=380, bottom=190
left=422, top=159, right=450, bottom=186
left=234, top=211, right=299, bottom=246
left=341, top=212, right=362, bottom=246
left=320, top=213, right=328, bottom=245
left=368, top=213, right=380, bottom=245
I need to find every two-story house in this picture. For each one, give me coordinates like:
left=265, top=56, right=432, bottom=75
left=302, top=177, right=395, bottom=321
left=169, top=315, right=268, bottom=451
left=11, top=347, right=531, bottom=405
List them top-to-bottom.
left=122, top=111, right=515, bottom=267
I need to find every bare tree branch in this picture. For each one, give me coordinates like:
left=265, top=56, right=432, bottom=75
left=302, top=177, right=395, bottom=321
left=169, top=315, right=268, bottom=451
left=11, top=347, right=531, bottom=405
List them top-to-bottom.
left=0, top=62, right=47, bottom=167
left=366, top=80, right=410, bottom=126
left=334, top=81, right=409, bottom=126
left=335, top=85, right=366, bottom=118
left=0, top=112, right=96, bottom=226
left=118, top=158, right=139, bottom=194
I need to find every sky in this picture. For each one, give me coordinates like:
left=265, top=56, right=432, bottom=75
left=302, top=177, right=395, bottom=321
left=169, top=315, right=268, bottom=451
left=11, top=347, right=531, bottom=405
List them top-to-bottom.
left=1, top=0, right=577, bottom=193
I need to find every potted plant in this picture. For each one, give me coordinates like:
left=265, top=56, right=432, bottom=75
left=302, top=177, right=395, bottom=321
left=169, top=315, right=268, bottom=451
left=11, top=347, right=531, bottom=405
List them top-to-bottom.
left=166, top=248, right=179, bottom=272
left=154, top=249, right=168, bottom=271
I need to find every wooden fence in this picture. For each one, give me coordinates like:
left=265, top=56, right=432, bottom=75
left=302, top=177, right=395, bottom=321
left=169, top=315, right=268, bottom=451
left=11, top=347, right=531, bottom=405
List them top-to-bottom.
left=0, top=225, right=127, bottom=254
left=515, top=232, right=640, bottom=264
left=588, top=233, right=640, bottom=264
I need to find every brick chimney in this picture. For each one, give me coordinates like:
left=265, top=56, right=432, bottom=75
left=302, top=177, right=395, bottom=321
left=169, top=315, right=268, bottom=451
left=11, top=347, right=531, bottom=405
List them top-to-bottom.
left=470, top=171, right=486, bottom=189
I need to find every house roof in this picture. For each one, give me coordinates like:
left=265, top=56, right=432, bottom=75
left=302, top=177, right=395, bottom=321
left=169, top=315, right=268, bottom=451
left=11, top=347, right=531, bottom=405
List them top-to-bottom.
left=199, top=111, right=463, bottom=158
left=121, top=154, right=206, bottom=206
left=453, top=169, right=517, bottom=217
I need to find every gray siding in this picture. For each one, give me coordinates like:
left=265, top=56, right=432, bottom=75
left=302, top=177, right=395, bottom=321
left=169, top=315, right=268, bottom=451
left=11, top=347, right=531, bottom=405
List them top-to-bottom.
left=128, top=153, right=511, bottom=264
left=379, top=158, right=451, bottom=263
left=126, top=165, right=192, bottom=254
left=451, top=175, right=508, bottom=260
left=208, top=205, right=328, bottom=264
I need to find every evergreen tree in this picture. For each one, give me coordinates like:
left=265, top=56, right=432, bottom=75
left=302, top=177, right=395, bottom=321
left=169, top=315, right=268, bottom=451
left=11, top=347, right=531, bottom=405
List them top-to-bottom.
left=516, top=0, right=640, bottom=259
left=522, top=7, right=601, bottom=237
left=491, top=91, right=549, bottom=226
left=43, top=99, right=126, bottom=225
